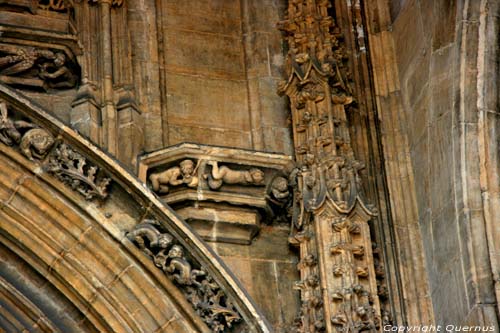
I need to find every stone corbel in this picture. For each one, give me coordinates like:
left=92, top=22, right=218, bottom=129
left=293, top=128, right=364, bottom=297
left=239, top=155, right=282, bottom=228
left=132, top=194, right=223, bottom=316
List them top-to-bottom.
left=138, top=143, right=294, bottom=245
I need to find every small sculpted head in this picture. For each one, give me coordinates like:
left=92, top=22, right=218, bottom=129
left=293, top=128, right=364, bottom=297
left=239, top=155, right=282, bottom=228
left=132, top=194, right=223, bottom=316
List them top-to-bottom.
left=54, top=53, right=66, bottom=67
left=30, top=130, right=54, bottom=155
left=179, top=159, right=195, bottom=176
left=250, top=168, right=264, bottom=184
left=273, top=177, right=288, bottom=192
left=157, top=233, right=172, bottom=249
left=168, top=245, right=184, bottom=259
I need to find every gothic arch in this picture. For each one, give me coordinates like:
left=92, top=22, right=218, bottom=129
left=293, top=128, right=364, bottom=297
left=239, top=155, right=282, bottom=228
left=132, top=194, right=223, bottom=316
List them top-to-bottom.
left=0, top=84, right=272, bottom=333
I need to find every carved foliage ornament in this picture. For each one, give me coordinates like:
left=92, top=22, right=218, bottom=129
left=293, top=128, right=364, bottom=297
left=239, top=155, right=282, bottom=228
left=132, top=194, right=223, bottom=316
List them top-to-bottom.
left=0, top=100, right=111, bottom=201
left=47, top=143, right=111, bottom=200
left=126, top=220, right=243, bottom=332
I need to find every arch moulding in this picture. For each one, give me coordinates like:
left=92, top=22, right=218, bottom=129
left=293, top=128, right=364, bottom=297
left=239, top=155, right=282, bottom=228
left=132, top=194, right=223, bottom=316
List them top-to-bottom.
left=0, top=83, right=272, bottom=333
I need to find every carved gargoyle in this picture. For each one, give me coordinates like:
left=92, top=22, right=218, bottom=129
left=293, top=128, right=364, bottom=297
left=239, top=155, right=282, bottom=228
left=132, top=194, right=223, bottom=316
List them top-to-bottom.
left=149, top=159, right=199, bottom=194
left=205, top=160, right=265, bottom=190
left=267, top=176, right=290, bottom=204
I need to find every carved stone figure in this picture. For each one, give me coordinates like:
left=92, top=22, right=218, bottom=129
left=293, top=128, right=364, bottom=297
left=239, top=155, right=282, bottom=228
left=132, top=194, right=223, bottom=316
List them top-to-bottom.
left=38, top=0, right=71, bottom=12
left=0, top=44, right=78, bottom=90
left=0, top=45, right=55, bottom=76
left=38, top=53, right=78, bottom=89
left=0, top=101, right=33, bottom=146
left=0, top=101, right=54, bottom=161
left=19, top=128, right=54, bottom=160
left=149, top=159, right=198, bottom=194
left=206, top=160, right=264, bottom=190
left=268, top=176, right=290, bottom=203
left=126, top=220, right=173, bottom=257
left=127, top=221, right=242, bottom=332
left=164, top=245, right=205, bottom=286
left=356, top=267, right=369, bottom=278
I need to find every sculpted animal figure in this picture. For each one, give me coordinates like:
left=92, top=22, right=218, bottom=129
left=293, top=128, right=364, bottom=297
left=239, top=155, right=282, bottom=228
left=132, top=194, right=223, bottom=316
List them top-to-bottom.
left=206, top=160, right=265, bottom=190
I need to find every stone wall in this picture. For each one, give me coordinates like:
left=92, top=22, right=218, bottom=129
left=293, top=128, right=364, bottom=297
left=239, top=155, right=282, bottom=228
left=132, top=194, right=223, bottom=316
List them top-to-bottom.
left=154, top=0, right=292, bottom=155
left=389, top=0, right=499, bottom=326
left=135, top=2, right=298, bottom=330
left=209, top=225, right=299, bottom=332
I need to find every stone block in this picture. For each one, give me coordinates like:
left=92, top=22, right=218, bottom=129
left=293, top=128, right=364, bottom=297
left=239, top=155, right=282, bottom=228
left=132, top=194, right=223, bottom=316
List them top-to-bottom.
left=163, top=0, right=241, bottom=36
left=392, top=0, right=425, bottom=77
left=431, top=0, right=457, bottom=51
left=164, top=29, right=244, bottom=78
left=403, top=53, right=430, bottom=109
left=165, top=73, right=250, bottom=131
left=256, top=77, right=288, bottom=125
left=407, top=91, right=429, bottom=147
left=429, top=111, right=454, bottom=212
left=168, top=124, right=252, bottom=149
left=262, top=126, right=293, bottom=155
left=410, top=134, right=430, bottom=215
left=431, top=200, right=461, bottom=271
left=177, top=205, right=260, bottom=245
left=249, top=260, right=279, bottom=324
left=275, top=261, right=301, bottom=326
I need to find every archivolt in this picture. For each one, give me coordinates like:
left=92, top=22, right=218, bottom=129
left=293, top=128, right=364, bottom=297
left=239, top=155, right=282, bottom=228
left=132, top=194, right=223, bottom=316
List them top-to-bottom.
left=0, top=84, right=271, bottom=333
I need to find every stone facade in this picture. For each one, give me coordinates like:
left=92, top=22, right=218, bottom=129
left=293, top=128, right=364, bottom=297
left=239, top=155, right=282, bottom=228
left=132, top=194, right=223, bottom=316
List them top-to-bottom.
left=0, top=0, right=498, bottom=332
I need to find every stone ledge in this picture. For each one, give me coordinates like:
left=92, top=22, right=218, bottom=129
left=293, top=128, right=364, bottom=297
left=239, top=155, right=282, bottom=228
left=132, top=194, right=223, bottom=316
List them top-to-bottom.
left=138, top=143, right=294, bottom=244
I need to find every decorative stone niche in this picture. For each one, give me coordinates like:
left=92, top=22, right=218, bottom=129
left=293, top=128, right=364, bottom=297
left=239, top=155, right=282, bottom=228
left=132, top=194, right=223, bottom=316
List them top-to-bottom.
left=138, top=143, right=294, bottom=245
